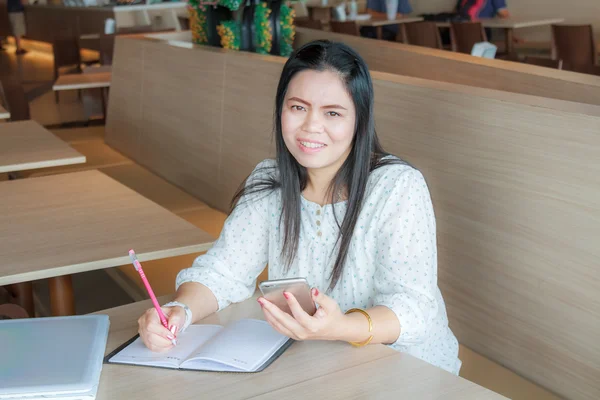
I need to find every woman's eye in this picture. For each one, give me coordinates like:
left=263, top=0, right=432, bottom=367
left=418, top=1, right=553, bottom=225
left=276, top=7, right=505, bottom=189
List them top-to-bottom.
left=291, top=105, right=305, bottom=111
left=326, top=111, right=341, bottom=117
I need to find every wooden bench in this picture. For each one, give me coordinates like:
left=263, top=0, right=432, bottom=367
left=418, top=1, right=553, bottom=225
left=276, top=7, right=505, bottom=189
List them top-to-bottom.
left=295, top=27, right=600, bottom=107
left=102, top=36, right=600, bottom=400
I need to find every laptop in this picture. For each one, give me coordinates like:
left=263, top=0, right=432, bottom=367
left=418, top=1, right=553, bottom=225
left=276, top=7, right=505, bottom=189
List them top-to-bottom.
left=0, top=315, right=110, bottom=400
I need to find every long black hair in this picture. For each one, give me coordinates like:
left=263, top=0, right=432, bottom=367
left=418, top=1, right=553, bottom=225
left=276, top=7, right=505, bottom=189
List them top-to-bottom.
left=232, top=40, right=404, bottom=291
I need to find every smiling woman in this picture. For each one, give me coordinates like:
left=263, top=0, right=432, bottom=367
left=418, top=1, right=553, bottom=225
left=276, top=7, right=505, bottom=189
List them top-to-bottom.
left=137, top=40, right=461, bottom=375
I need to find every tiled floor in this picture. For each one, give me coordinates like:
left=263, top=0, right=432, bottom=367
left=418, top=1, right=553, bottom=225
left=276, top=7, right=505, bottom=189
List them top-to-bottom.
left=0, top=43, right=564, bottom=400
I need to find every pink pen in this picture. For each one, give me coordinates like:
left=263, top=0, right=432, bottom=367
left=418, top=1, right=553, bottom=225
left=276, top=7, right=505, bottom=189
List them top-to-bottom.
left=129, top=249, right=177, bottom=346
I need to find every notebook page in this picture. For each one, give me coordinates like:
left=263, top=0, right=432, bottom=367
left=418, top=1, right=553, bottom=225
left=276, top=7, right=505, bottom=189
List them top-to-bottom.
left=181, top=319, right=289, bottom=372
left=108, top=325, right=223, bottom=368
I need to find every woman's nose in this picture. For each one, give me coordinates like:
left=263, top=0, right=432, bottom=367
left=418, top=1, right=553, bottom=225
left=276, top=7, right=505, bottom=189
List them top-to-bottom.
left=301, top=110, right=324, bottom=134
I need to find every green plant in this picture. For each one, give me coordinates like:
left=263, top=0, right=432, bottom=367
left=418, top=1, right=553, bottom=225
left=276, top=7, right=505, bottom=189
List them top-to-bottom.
left=253, top=2, right=273, bottom=55
left=279, top=2, right=295, bottom=57
left=188, top=4, right=208, bottom=44
left=217, top=20, right=241, bottom=50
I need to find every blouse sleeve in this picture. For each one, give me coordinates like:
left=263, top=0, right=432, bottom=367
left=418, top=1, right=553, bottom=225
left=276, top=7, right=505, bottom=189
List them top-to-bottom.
left=175, top=160, right=274, bottom=310
left=373, top=168, right=439, bottom=350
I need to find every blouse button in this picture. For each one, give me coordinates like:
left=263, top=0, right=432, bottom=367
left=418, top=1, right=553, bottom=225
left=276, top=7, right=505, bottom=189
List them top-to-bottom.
left=316, top=209, right=321, bottom=216
left=316, top=220, right=321, bottom=226
left=317, top=231, right=322, bottom=237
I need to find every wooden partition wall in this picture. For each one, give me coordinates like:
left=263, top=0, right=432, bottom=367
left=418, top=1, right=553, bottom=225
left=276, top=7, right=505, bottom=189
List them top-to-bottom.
left=295, top=28, right=600, bottom=107
left=106, top=37, right=600, bottom=400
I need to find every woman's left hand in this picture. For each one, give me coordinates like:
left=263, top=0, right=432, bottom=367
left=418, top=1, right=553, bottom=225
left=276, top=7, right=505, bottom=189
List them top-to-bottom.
left=257, top=288, right=346, bottom=341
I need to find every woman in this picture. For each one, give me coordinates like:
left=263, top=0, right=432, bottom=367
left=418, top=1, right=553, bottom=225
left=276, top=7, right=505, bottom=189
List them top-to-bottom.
left=138, top=40, right=461, bottom=375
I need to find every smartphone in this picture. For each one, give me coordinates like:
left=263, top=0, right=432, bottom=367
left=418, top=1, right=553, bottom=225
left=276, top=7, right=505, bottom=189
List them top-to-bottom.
left=258, top=277, right=317, bottom=316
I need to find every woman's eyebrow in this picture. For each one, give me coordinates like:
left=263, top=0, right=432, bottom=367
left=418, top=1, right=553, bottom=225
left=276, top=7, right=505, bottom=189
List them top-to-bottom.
left=287, top=97, right=310, bottom=106
left=288, top=97, right=347, bottom=110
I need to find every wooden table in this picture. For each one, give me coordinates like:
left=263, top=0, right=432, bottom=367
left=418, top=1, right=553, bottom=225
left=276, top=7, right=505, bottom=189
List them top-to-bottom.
left=356, top=16, right=424, bottom=40
left=436, top=18, right=565, bottom=55
left=53, top=72, right=112, bottom=91
left=0, top=105, right=9, bottom=120
left=0, top=120, right=86, bottom=174
left=0, top=170, right=214, bottom=316
left=96, top=295, right=507, bottom=400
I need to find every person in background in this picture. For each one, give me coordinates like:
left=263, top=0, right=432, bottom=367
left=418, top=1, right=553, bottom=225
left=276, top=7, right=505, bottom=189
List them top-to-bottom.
left=7, top=0, right=27, bottom=55
left=362, top=0, right=413, bottom=41
left=455, top=0, right=510, bottom=20
left=455, top=0, right=510, bottom=42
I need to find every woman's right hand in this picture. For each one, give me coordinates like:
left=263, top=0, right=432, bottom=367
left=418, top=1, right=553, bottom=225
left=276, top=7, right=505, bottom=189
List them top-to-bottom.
left=138, top=306, right=186, bottom=352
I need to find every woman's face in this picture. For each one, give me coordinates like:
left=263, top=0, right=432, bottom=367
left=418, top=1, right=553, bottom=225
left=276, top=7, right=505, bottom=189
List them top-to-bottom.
left=281, top=69, right=356, bottom=172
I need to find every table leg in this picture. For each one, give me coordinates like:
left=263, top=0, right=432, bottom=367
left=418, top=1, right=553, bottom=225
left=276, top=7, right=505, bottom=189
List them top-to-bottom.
left=399, top=24, right=408, bottom=44
left=376, top=26, right=382, bottom=40
left=505, top=28, right=514, bottom=56
left=100, top=88, right=107, bottom=120
left=49, top=275, right=75, bottom=316
left=6, top=283, right=34, bottom=317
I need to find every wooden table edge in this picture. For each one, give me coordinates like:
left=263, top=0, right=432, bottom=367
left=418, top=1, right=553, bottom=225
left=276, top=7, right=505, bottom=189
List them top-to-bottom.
left=356, top=17, right=424, bottom=27
left=52, top=82, right=112, bottom=91
left=0, top=155, right=87, bottom=174
left=0, top=241, right=214, bottom=286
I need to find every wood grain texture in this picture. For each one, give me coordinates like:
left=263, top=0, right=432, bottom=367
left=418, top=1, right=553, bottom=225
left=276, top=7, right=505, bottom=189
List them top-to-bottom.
left=295, top=27, right=600, bottom=107
left=105, top=37, right=146, bottom=160
left=105, top=38, right=600, bottom=399
left=106, top=38, right=226, bottom=209
left=219, top=51, right=278, bottom=206
left=371, top=78, right=600, bottom=400
left=0, top=120, right=86, bottom=173
left=50, top=126, right=105, bottom=144
left=26, top=140, right=132, bottom=177
left=99, top=163, right=208, bottom=214
left=0, top=170, right=214, bottom=286
left=95, top=296, right=506, bottom=400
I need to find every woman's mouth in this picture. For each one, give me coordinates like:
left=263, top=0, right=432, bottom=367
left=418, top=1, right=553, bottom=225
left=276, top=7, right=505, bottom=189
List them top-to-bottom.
left=298, top=140, right=327, bottom=153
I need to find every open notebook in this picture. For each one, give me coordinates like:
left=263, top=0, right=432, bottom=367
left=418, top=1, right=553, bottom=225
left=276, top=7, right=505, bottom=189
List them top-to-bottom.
left=106, top=319, right=293, bottom=373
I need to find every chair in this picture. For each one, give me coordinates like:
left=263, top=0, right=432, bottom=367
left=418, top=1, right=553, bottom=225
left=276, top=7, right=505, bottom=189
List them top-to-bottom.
left=295, top=18, right=323, bottom=30
left=330, top=21, right=360, bottom=37
left=402, top=21, right=443, bottom=49
left=450, top=21, right=487, bottom=54
left=551, top=24, right=597, bottom=74
left=97, top=35, right=115, bottom=65
left=52, top=36, right=83, bottom=103
left=523, top=56, right=563, bottom=70
left=0, top=77, right=30, bottom=121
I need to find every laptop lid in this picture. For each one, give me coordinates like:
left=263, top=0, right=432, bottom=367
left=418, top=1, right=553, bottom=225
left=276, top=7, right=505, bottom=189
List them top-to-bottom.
left=0, top=315, right=109, bottom=397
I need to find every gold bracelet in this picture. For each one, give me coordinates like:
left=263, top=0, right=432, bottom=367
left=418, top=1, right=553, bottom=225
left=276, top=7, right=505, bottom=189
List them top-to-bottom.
left=345, top=308, right=374, bottom=347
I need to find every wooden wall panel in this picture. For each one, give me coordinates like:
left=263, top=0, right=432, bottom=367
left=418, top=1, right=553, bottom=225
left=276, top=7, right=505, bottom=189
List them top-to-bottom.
left=295, top=28, right=600, bottom=107
left=105, top=38, right=145, bottom=160
left=106, top=38, right=600, bottom=399
left=138, top=41, right=225, bottom=209
left=219, top=51, right=279, bottom=206
left=372, top=76, right=600, bottom=400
